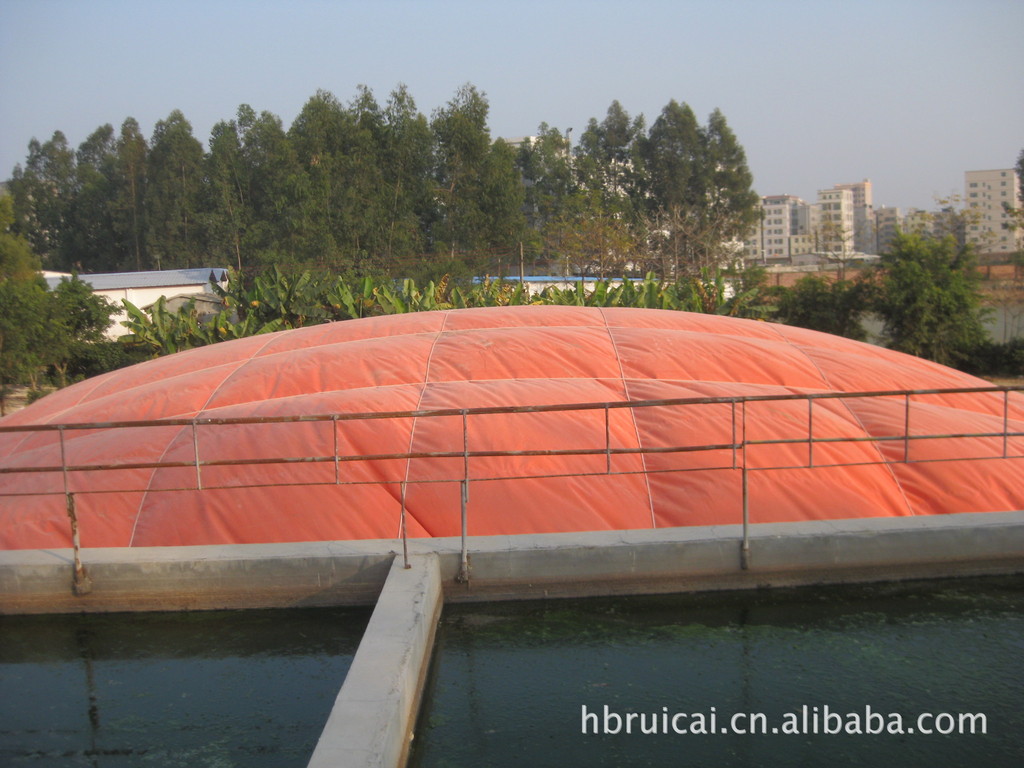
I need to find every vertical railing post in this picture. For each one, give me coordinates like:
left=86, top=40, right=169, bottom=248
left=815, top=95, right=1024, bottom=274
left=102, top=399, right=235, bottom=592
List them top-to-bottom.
left=1003, top=389, right=1010, bottom=459
left=903, top=394, right=911, bottom=463
left=807, top=396, right=814, bottom=468
left=731, top=400, right=737, bottom=470
left=740, top=400, right=750, bottom=570
left=604, top=404, right=611, bottom=474
left=456, top=410, right=471, bottom=583
left=333, top=415, right=340, bottom=485
left=191, top=422, right=202, bottom=491
left=58, top=425, right=69, bottom=498
left=57, top=426, right=91, bottom=595
left=400, top=481, right=410, bottom=569
left=65, top=492, right=92, bottom=596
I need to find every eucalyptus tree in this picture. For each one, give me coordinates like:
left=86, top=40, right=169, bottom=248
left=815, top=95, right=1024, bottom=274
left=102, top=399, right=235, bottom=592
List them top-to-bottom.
left=379, top=84, right=434, bottom=272
left=430, top=84, right=492, bottom=263
left=342, top=85, right=391, bottom=272
left=288, top=89, right=362, bottom=270
left=574, top=100, right=645, bottom=211
left=639, top=100, right=703, bottom=275
left=638, top=102, right=758, bottom=276
left=236, top=107, right=305, bottom=265
left=696, top=108, right=760, bottom=265
left=146, top=110, right=206, bottom=269
left=206, top=114, right=249, bottom=271
left=112, top=118, right=149, bottom=270
left=66, top=124, right=119, bottom=271
left=516, top=124, right=575, bottom=227
left=8, top=131, right=77, bottom=268
left=481, top=138, right=527, bottom=276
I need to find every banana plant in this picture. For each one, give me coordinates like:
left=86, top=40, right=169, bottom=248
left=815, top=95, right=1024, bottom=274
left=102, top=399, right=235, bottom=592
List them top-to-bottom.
left=119, top=297, right=199, bottom=356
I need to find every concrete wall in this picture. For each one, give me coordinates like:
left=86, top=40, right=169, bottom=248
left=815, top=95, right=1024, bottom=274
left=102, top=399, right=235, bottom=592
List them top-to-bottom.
left=3, top=512, right=1022, bottom=615
left=307, top=553, right=442, bottom=768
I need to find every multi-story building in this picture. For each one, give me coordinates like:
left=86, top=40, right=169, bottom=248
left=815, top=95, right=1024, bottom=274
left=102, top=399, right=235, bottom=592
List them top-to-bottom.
left=964, top=169, right=1023, bottom=256
left=833, top=180, right=875, bottom=254
left=815, top=188, right=855, bottom=256
left=743, top=194, right=811, bottom=262
left=873, top=206, right=902, bottom=254
left=902, top=208, right=934, bottom=238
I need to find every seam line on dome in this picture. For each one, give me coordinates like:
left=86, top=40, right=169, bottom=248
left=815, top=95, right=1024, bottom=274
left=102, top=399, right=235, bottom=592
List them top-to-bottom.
left=598, top=308, right=657, bottom=529
left=394, top=312, right=450, bottom=538
left=765, top=324, right=917, bottom=517
left=193, top=333, right=283, bottom=416
left=127, top=334, right=283, bottom=546
left=126, top=425, right=190, bottom=547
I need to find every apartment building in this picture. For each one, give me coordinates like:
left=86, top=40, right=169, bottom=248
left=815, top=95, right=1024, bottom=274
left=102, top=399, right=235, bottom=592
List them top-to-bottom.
left=964, top=169, right=1022, bottom=256
left=833, top=180, right=875, bottom=254
left=815, top=187, right=855, bottom=255
left=743, top=194, right=812, bottom=262
left=873, top=206, right=902, bottom=254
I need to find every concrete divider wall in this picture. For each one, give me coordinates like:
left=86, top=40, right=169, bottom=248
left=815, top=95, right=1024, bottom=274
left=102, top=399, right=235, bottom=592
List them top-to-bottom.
left=1, top=511, right=1022, bottom=614
left=307, top=553, right=442, bottom=768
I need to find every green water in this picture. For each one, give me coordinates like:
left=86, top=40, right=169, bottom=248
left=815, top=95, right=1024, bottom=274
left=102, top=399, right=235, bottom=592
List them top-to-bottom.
left=411, top=577, right=1024, bottom=768
left=0, top=606, right=370, bottom=767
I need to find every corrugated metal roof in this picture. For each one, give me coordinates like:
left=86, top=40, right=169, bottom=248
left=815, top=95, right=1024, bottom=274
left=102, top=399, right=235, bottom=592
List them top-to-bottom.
left=45, top=268, right=228, bottom=291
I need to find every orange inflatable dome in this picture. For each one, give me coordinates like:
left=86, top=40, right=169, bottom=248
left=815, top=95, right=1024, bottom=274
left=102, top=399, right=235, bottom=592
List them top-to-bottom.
left=1, top=306, right=1021, bottom=550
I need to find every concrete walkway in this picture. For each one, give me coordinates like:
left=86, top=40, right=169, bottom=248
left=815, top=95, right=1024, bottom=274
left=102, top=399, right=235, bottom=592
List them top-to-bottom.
left=307, top=553, right=442, bottom=768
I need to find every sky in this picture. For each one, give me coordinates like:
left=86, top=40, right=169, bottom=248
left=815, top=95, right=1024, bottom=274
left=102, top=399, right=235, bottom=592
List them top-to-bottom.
left=1, top=0, right=1021, bottom=212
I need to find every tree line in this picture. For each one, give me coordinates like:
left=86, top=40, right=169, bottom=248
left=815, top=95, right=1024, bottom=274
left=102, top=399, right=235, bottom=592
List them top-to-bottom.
left=5, top=84, right=758, bottom=283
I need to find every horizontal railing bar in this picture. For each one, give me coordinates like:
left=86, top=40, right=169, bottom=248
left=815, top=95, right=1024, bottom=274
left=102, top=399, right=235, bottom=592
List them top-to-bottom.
left=2, top=386, right=1020, bottom=435
left=6, top=426, right=1020, bottom=480
left=0, top=442, right=742, bottom=477
left=6, top=450, right=1020, bottom=501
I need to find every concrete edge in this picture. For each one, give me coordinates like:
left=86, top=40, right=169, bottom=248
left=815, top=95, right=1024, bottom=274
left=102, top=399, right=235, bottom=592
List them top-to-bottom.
left=1, top=511, right=1023, bottom=614
left=306, top=553, right=442, bottom=768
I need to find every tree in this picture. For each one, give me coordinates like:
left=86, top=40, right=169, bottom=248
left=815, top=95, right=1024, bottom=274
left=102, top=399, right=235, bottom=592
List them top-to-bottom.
left=430, top=83, right=493, bottom=265
left=376, top=85, right=434, bottom=273
left=288, top=90, right=354, bottom=269
left=574, top=100, right=645, bottom=209
left=641, top=100, right=702, bottom=217
left=636, top=103, right=758, bottom=276
left=236, top=107, right=305, bottom=266
left=698, top=109, right=759, bottom=258
left=146, top=110, right=206, bottom=269
left=206, top=113, right=251, bottom=272
left=112, top=118, right=149, bottom=270
left=65, top=124, right=119, bottom=271
left=8, top=131, right=77, bottom=267
left=545, top=193, right=638, bottom=278
left=0, top=195, right=40, bottom=280
left=1, top=195, right=48, bottom=411
left=870, top=232, right=987, bottom=366
left=44, top=275, right=116, bottom=386
left=773, top=275, right=868, bottom=340
left=0, top=276, right=49, bottom=413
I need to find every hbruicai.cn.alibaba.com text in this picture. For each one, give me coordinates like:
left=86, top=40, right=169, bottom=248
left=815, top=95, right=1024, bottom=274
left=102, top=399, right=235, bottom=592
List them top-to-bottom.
left=580, top=704, right=988, bottom=736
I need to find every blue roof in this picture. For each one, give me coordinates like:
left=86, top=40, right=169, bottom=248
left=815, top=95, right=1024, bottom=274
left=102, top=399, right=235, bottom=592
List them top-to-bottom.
left=46, top=268, right=228, bottom=291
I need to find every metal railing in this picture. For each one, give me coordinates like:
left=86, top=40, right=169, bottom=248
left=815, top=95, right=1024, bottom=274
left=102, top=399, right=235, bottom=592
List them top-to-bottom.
left=1, top=385, right=1022, bottom=587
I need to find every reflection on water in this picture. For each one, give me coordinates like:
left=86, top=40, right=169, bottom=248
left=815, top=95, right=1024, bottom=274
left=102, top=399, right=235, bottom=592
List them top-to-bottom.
left=412, top=577, right=1024, bottom=768
left=0, top=607, right=370, bottom=767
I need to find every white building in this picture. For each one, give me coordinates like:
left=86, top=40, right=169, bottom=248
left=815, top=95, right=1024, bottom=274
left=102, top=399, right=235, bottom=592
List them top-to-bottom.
left=964, top=169, right=1023, bottom=256
left=833, top=180, right=875, bottom=254
left=815, top=188, right=855, bottom=256
left=743, top=194, right=812, bottom=262
left=44, top=268, right=228, bottom=339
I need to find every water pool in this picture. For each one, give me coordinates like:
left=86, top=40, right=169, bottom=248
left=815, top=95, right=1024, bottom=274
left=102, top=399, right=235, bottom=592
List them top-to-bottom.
left=411, top=577, right=1024, bottom=767
left=0, top=606, right=370, bottom=767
